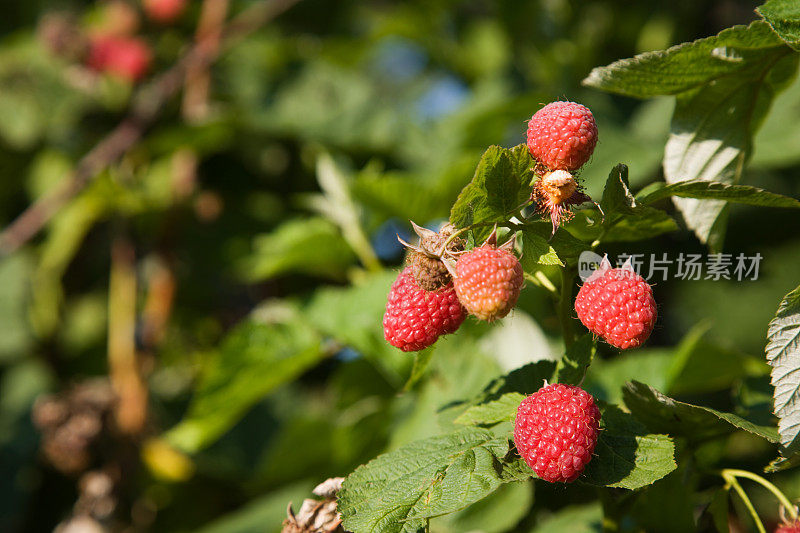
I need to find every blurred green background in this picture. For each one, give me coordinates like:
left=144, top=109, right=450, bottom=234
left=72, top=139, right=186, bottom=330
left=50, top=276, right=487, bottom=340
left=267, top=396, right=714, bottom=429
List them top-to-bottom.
left=1, top=0, right=800, bottom=531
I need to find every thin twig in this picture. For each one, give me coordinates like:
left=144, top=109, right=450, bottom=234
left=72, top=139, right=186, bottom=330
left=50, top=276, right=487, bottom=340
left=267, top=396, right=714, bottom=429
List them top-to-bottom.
left=0, top=0, right=301, bottom=256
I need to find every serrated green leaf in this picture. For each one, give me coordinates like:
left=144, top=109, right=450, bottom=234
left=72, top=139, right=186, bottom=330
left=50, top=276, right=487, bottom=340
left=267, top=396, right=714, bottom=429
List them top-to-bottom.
left=758, top=0, right=800, bottom=51
left=585, top=20, right=798, bottom=248
left=583, top=21, right=788, bottom=97
left=665, top=45, right=797, bottom=248
left=450, top=145, right=533, bottom=240
left=569, top=164, right=678, bottom=243
left=637, top=180, right=800, bottom=208
left=566, top=208, right=679, bottom=243
left=240, top=217, right=356, bottom=282
left=523, top=221, right=588, bottom=264
left=521, top=228, right=562, bottom=268
left=766, top=285, right=800, bottom=458
left=166, top=313, right=323, bottom=452
left=556, top=334, right=596, bottom=386
left=623, top=381, right=779, bottom=443
left=454, top=393, right=525, bottom=426
left=581, top=404, right=676, bottom=490
left=338, top=428, right=512, bottom=533
left=432, top=481, right=533, bottom=533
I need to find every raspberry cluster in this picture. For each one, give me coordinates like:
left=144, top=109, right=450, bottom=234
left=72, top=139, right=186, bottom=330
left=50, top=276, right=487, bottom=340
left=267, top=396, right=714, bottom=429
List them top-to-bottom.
left=383, top=226, right=523, bottom=352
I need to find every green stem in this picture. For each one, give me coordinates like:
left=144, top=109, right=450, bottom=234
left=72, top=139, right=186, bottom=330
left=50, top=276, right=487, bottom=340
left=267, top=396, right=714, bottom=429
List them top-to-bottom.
left=443, top=220, right=522, bottom=250
left=558, top=267, right=576, bottom=349
left=524, top=271, right=558, bottom=295
left=722, top=469, right=798, bottom=520
left=724, top=472, right=767, bottom=533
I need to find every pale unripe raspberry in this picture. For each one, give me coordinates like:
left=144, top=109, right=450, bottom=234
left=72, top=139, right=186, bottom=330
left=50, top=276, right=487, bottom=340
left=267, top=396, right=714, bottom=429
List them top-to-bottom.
left=527, top=101, right=598, bottom=171
left=454, top=245, right=523, bottom=322
left=575, top=263, right=656, bottom=350
left=383, top=267, right=466, bottom=352
left=514, top=383, right=601, bottom=483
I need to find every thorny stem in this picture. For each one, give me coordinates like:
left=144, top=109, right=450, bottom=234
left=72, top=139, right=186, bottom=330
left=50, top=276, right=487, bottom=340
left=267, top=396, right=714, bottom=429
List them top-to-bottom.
left=558, top=267, right=576, bottom=349
left=722, top=469, right=798, bottom=521
left=724, top=472, right=767, bottom=533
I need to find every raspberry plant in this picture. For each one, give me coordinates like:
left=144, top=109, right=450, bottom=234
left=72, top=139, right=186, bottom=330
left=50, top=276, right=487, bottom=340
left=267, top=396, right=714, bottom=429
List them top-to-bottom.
left=4, top=0, right=800, bottom=531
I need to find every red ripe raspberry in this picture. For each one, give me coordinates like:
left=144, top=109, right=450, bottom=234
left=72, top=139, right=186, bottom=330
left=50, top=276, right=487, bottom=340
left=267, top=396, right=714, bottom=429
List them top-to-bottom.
left=143, top=0, right=188, bottom=24
left=87, top=36, right=152, bottom=83
left=527, top=101, right=598, bottom=171
left=454, top=245, right=523, bottom=322
left=574, top=261, right=656, bottom=350
left=383, top=267, right=466, bottom=352
left=514, top=383, right=601, bottom=483
left=777, top=522, right=800, bottom=533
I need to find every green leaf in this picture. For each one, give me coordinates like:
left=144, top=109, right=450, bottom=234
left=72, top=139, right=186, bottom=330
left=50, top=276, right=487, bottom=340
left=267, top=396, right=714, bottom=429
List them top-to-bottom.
left=758, top=0, right=800, bottom=51
left=583, top=21, right=788, bottom=97
left=585, top=21, right=798, bottom=248
left=665, top=41, right=797, bottom=248
left=450, top=145, right=533, bottom=239
left=601, top=164, right=638, bottom=216
left=565, top=165, right=678, bottom=243
left=637, top=180, right=800, bottom=208
left=566, top=208, right=679, bottom=243
left=240, top=217, right=357, bottom=282
left=523, top=221, right=588, bottom=264
left=521, top=229, right=562, bottom=268
left=0, top=254, right=33, bottom=362
left=305, top=271, right=409, bottom=382
left=766, top=285, right=800, bottom=457
left=165, top=310, right=323, bottom=453
left=665, top=324, right=769, bottom=396
left=556, top=334, right=596, bottom=386
left=584, top=349, right=674, bottom=404
left=623, top=381, right=779, bottom=443
left=454, top=393, right=525, bottom=426
left=581, top=404, right=676, bottom=490
left=338, top=428, right=512, bottom=532
left=766, top=452, right=800, bottom=473
left=196, top=481, right=315, bottom=533
left=432, top=481, right=533, bottom=533
left=529, top=503, right=602, bottom=533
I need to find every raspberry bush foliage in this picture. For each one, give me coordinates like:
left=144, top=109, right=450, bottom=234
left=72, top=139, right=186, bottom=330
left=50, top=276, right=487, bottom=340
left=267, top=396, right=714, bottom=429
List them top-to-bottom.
left=4, top=0, right=800, bottom=531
